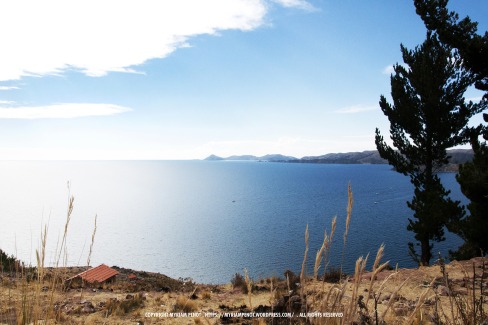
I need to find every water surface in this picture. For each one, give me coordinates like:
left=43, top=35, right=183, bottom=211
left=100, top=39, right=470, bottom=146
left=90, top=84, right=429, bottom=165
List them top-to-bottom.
left=0, top=161, right=465, bottom=283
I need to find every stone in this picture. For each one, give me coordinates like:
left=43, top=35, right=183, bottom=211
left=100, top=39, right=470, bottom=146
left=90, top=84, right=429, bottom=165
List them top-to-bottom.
left=436, top=285, right=449, bottom=296
left=381, top=293, right=391, bottom=302
left=393, top=303, right=409, bottom=316
left=82, top=305, right=96, bottom=314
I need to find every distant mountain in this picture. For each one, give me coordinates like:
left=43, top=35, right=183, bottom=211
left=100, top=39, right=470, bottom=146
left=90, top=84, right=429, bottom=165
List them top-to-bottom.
left=204, top=149, right=473, bottom=170
left=296, top=149, right=473, bottom=167
left=446, top=149, right=475, bottom=164
left=300, top=150, right=387, bottom=164
left=204, top=154, right=298, bottom=162
left=204, top=154, right=225, bottom=161
left=260, top=154, right=299, bottom=162
left=226, top=155, right=259, bottom=161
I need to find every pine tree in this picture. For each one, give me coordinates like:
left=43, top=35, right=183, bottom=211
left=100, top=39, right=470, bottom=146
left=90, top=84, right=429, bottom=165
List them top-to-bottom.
left=415, top=0, right=488, bottom=259
left=415, top=0, right=488, bottom=95
left=375, top=32, right=484, bottom=266
left=450, top=118, right=488, bottom=259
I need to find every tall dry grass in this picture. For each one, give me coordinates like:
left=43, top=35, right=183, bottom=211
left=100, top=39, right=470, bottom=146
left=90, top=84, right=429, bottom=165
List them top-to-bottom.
left=2, top=182, right=486, bottom=324
left=340, top=182, right=353, bottom=279
left=297, top=183, right=438, bottom=325
left=0, top=184, right=98, bottom=325
left=300, top=184, right=488, bottom=325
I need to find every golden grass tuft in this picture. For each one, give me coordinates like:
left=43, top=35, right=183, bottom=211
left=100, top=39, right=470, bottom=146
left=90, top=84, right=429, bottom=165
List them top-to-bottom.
left=244, top=268, right=253, bottom=311
left=201, top=290, right=211, bottom=300
left=174, top=295, right=198, bottom=313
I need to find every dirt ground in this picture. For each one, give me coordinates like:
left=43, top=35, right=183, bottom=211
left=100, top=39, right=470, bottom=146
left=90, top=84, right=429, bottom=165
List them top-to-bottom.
left=1, top=257, right=487, bottom=324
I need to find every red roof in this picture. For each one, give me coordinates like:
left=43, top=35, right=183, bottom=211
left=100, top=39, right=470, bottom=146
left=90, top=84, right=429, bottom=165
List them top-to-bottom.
left=73, top=264, right=119, bottom=283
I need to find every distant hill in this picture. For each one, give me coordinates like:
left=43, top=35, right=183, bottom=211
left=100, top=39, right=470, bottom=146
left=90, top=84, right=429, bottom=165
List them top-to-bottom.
left=204, top=149, right=474, bottom=170
left=294, top=149, right=473, bottom=171
left=300, top=150, right=387, bottom=164
left=203, top=154, right=299, bottom=162
left=204, top=154, right=225, bottom=161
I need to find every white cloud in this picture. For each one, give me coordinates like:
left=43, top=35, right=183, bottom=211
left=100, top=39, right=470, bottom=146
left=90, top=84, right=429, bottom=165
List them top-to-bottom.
left=0, top=0, right=271, bottom=81
left=271, top=0, right=315, bottom=10
left=382, top=65, right=395, bottom=75
left=0, top=86, right=20, bottom=91
left=0, top=100, right=15, bottom=105
left=0, top=103, right=131, bottom=119
left=335, top=105, right=377, bottom=114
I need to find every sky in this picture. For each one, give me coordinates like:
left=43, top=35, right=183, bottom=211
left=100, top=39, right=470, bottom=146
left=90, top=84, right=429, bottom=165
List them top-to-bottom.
left=0, top=0, right=487, bottom=160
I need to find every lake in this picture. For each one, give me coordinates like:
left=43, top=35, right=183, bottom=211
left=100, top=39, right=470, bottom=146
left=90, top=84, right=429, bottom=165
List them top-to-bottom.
left=0, top=161, right=465, bottom=284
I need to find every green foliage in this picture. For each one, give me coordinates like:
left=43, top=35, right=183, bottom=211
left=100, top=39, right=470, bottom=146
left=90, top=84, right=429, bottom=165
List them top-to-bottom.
left=414, top=0, right=488, bottom=94
left=415, top=0, right=488, bottom=261
left=375, top=32, right=483, bottom=266
left=451, top=140, right=488, bottom=259
left=0, top=248, right=22, bottom=273
left=323, top=266, right=342, bottom=283
left=231, top=272, right=248, bottom=293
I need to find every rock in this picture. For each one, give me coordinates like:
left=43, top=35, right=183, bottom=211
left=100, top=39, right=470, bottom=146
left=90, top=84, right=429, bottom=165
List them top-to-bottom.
left=254, top=285, right=268, bottom=292
left=436, top=285, right=449, bottom=296
left=159, top=286, right=171, bottom=293
left=454, top=287, right=468, bottom=296
left=381, top=293, right=391, bottom=302
left=126, top=294, right=134, bottom=300
left=289, top=295, right=302, bottom=312
left=273, top=296, right=289, bottom=313
left=423, top=298, right=434, bottom=306
left=78, top=301, right=95, bottom=314
left=393, top=303, right=409, bottom=316
left=219, top=304, right=230, bottom=310
left=81, top=305, right=96, bottom=313
left=254, top=305, right=271, bottom=313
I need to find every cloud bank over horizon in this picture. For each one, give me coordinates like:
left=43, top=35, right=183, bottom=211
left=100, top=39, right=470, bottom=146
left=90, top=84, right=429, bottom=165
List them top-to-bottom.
left=0, top=0, right=312, bottom=82
left=0, top=103, right=131, bottom=119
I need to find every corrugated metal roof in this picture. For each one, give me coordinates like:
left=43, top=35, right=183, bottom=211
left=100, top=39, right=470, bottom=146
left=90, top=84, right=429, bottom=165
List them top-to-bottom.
left=73, top=264, right=119, bottom=283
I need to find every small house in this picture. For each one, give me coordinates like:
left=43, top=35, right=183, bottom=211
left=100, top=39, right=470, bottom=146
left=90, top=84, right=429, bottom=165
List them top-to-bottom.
left=66, top=264, right=119, bottom=288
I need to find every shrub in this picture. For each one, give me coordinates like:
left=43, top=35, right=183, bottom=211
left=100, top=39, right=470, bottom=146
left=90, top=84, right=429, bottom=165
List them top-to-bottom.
left=0, top=248, right=23, bottom=273
left=323, top=266, right=343, bottom=283
left=231, top=273, right=248, bottom=293
left=201, top=291, right=211, bottom=300
left=105, top=294, right=145, bottom=316
left=174, top=296, right=197, bottom=313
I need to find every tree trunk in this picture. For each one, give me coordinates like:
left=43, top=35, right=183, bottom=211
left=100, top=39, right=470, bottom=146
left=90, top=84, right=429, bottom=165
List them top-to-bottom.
left=420, top=238, right=431, bottom=266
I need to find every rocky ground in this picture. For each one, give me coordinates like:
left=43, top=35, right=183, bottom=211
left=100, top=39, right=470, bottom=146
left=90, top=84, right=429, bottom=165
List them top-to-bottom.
left=0, top=257, right=487, bottom=324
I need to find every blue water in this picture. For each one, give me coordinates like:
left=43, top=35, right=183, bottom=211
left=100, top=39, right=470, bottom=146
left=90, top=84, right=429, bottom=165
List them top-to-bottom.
left=0, top=161, right=465, bottom=283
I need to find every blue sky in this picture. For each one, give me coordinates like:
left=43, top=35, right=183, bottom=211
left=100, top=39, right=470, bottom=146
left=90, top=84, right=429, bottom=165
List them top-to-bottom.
left=0, top=0, right=487, bottom=160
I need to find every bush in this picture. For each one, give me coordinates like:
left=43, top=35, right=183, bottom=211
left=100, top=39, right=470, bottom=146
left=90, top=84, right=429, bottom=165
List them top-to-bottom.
left=0, top=248, right=22, bottom=273
left=323, top=266, right=343, bottom=283
left=231, top=273, right=248, bottom=293
left=201, top=291, right=211, bottom=300
left=105, top=294, right=145, bottom=316
left=174, top=296, right=197, bottom=313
